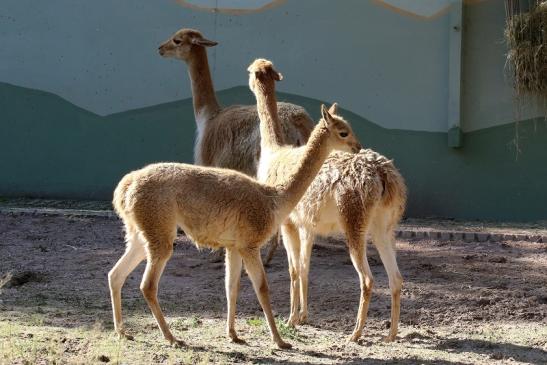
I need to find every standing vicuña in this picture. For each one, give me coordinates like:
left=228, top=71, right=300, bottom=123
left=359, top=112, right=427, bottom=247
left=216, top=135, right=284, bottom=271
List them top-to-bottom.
left=158, top=28, right=313, bottom=176
left=248, top=59, right=407, bottom=342
left=108, top=103, right=358, bottom=349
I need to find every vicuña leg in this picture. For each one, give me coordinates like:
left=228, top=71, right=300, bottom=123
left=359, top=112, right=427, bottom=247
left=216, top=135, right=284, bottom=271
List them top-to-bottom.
left=280, top=222, right=301, bottom=327
left=140, top=226, right=184, bottom=347
left=108, top=227, right=146, bottom=340
left=298, top=227, right=314, bottom=324
left=374, top=230, right=403, bottom=342
left=263, top=231, right=281, bottom=266
left=347, top=232, right=374, bottom=343
left=225, top=247, right=243, bottom=343
left=240, top=247, right=292, bottom=349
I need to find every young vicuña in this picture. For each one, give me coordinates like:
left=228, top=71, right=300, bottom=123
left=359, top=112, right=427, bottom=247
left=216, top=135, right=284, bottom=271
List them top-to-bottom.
left=248, top=58, right=407, bottom=342
left=108, top=101, right=359, bottom=349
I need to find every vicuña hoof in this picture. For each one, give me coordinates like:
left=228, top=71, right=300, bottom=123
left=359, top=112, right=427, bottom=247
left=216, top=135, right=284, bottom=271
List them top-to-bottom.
left=298, top=312, right=308, bottom=324
left=286, top=316, right=300, bottom=327
left=228, top=330, right=246, bottom=345
left=117, top=331, right=134, bottom=341
left=347, top=333, right=360, bottom=343
left=383, top=334, right=396, bottom=342
left=229, top=336, right=246, bottom=345
left=170, top=338, right=186, bottom=348
left=276, top=340, right=292, bottom=349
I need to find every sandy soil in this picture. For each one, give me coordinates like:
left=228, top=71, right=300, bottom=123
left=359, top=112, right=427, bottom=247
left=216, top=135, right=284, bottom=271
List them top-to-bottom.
left=0, top=212, right=546, bottom=364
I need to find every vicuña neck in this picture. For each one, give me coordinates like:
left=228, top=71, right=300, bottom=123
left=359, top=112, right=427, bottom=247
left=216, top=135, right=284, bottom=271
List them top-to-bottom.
left=187, top=47, right=221, bottom=120
left=255, top=83, right=285, bottom=150
left=275, top=123, right=331, bottom=218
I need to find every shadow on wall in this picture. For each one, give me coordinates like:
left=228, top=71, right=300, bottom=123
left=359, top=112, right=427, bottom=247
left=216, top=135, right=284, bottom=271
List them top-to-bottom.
left=1, top=82, right=546, bottom=221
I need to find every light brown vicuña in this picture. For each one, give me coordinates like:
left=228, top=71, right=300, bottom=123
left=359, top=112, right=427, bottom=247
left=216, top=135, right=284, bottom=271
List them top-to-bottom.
left=158, top=28, right=313, bottom=176
left=248, top=59, right=407, bottom=342
left=108, top=100, right=358, bottom=349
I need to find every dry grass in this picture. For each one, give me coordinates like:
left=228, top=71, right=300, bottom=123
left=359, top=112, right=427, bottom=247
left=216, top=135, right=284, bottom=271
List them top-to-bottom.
left=505, top=2, right=547, bottom=98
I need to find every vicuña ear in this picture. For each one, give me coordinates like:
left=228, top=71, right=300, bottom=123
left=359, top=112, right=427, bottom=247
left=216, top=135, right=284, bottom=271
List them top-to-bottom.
left=192, top=37, right=218, bottom=47
left=273, top=70, right=283, bottom=81
left=328, top=102, right=338, bottom=115
left=321, top=104, right=332, bottom=122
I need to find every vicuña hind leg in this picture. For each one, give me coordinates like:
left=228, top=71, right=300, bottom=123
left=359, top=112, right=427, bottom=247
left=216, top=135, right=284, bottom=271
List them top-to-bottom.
left=280, top=222, right=301, bottom=327
left=140, top=226, right=184, bottom=347
left=108, top=227, right=146, bottom=340
left=298, top=227, right=314, bottom=324
left=374, top=231, right=403, bottom=342
left=347, top=232, right=374, bottom=343
left=240, top=247, right=292, bottom=349
left=225, top=248, right=243, bottom=343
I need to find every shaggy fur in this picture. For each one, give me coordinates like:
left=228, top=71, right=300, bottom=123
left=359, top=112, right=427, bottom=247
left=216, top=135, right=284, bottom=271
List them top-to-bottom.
left=158, top=28, right=313, bottom=176
left=248, top=59, right=407, bottom=342
left=107, top=103, right=358, bottom=349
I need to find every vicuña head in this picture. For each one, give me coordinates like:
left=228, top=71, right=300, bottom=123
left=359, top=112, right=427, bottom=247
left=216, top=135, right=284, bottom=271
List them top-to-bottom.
left=158, top=28, right=218, bottom=61
left=248, top=58, right=361, bottom=154
left=248, top=58, right=283, bottom=94
left=318, top=103, right=362, bottom=154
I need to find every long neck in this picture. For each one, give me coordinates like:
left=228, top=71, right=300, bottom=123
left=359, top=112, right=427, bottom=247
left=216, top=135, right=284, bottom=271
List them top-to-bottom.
left=187, top=47, right=221, bottom=120
left=255, top=82, right=285, bottom=150
left=275, top=123, right=331, bottom=217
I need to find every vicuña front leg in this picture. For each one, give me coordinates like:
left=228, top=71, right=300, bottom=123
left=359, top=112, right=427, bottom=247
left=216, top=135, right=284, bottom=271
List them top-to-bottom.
left=108, top=230, right=146, bottom=340
left=347, top=238, right=374, bottom=343
left=140, top=244, right=185, bottom=348
left=240, top=247, right=292, bottom=349
left=225, top=248, right=244, bottom=343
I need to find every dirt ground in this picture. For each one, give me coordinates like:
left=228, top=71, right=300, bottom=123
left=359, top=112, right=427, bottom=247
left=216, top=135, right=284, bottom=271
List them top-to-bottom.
left=0, top=212, right=546, bottom=364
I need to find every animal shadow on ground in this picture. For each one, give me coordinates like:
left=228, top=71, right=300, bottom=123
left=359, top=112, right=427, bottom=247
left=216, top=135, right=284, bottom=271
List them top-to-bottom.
left=435, top=337, right=547, bottom=365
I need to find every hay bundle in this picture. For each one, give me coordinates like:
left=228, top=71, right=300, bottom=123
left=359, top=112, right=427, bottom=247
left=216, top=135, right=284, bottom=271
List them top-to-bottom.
left=504, top=1, right=547, bottom=97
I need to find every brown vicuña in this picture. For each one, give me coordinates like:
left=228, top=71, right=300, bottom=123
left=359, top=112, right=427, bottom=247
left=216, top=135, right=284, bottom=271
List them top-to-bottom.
left=158, top=28, right=313, bottom=176
left=248, top=59, right=407, bottom=342
left=108, top=102, right=358, bottom=349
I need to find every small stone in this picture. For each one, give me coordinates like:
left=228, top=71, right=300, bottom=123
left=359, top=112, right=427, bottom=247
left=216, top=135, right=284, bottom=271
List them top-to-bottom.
left=401, top=231, right=414, bottom=239
left=427, top=231, right=439, bottom=240
left=440, top=232, right=451, bottom=241
left=463, top=233, right=476, bottom=242
left=476, top=233, right=490, bottom=242
left=490, top=234, right=502, bottom=242
left=503, top=234, right=515, bottom=241
left=514, top=234, right=528, bottom=241
left=528, top=235, right=542, bottom=243
left=489, top=352, right=503, bottom=360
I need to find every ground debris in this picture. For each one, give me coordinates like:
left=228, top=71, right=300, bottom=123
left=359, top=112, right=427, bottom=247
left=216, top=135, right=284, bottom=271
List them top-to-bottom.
left=0, top=270, right=45, bottom=288
left=97, top=354, right=110, bottom=362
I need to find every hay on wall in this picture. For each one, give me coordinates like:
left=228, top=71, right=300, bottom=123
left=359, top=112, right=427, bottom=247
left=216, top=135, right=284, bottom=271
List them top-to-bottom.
left=504, top=1, right=547, bottom=98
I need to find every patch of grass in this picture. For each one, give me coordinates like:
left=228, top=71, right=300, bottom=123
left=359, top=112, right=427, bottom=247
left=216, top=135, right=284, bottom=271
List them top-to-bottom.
left=171, top=315, right=203, bottom=332
left=245, top=316, right=302, bottom=342
left=246, top=317, right=264, bottom=327
left=275, top=317, right=302, bottom=342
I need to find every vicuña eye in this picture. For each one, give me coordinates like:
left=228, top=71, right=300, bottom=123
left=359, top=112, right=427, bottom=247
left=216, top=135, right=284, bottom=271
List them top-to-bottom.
left=173, top=38, right=182, bottom=45
left=339, top=132, right=348, bottom=138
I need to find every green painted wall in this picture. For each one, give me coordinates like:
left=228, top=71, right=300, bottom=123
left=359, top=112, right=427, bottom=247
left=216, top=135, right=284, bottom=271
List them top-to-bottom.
left=1, top=0, right=546, bottom=221
left=2, top=82, right=546, bottom=221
